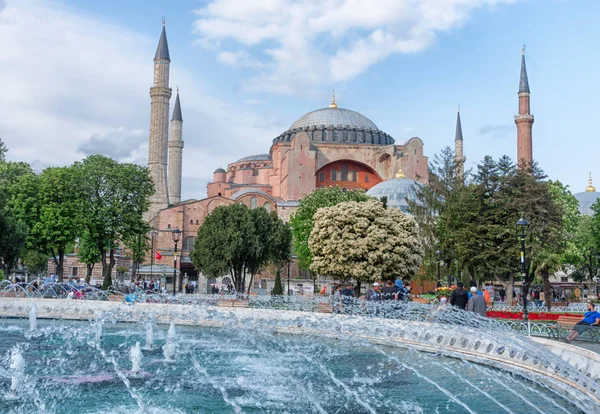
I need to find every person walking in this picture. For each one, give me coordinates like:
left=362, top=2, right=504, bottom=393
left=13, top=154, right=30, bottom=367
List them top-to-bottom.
left=450, top=282, right=468, bottom=310
left=467, top=287, right=487, bottom=317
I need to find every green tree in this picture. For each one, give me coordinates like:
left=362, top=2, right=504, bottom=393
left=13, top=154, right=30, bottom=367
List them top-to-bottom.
left=0, top=137, right=6, bottom=161
left=75, top=155, right=154, bottom=289
left=290, top=187, right=370, bottom=271
left=309, top=199, right=423, bottom=294
left=191, top=204, right=291, bottom=293
left=122, top=225, right=151, bottom=282
left=77, top=230, right=102, bottom=283
left=20, top=249, right=48, bottom=276
left=272, top=271, right=284, bottom=295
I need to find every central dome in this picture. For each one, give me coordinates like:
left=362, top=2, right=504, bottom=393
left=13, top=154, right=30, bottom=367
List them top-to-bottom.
left=289, top=107, right=379, bottom=131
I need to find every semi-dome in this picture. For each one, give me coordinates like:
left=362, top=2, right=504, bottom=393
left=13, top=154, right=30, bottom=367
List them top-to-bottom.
left=273, top=93, right=394, bottom=146
left=289, top=107, right=378, bottom=131
left=366, top=169, right=421, bottom=213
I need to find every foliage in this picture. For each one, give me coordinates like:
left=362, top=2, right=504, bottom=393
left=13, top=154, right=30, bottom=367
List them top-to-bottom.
left=0, top=138, right=6, bottom=161
left=74, top=155, right=154, bottom=289
left=13, top=167, right=81, bottom=282
left=290, top=187, right=371, bottom=271
left=308, top=199, right=423, bottom=284
left=191, top=204, right=292, bottom=292
left=77, top=230, right=103, bottom=283
left=20, top=249, right=48, bottom=275
left=0, top=269, right=4, bottom=281
left=272, top=271, right=284, bottom=295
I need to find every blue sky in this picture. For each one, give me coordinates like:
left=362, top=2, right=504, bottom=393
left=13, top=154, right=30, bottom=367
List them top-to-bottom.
left=1, top=0, right=598, bottom=200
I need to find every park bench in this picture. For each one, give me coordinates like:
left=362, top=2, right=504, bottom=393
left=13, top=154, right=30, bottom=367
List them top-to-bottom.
left=216, top=299, right=249, bottom=308
left=556, top=315, right=600, bottom=342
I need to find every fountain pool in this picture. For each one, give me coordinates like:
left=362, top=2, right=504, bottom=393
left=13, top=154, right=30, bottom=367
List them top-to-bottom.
left=0, top=317, right=588, bottom=414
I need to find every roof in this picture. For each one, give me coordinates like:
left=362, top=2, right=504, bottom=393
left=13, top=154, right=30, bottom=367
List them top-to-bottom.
left=154, top=25, right=170, bottom=61
left=519, top=51, right=530, bottom=93
left=171, top=92, right=182, bottom=121
left=289, top=107, right=378, bottom=130
left=455, top=109, right=463, bottom=141
left=236, top=154, right=272, bottom=163
left=366, top=178, right=422, bottom=213
left=574, top=191, right=600, bottom=216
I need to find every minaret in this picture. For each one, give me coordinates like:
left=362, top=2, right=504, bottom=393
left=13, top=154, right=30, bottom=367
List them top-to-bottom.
left=146, top=19, right=172, bottom=220
left=514, top=45, right=534, bottom=168
left=168, top=89, right=184, bottom=204
left=454, top=105, right=465, bottom=179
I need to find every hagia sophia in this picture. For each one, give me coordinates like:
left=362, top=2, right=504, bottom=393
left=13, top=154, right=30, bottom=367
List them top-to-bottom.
left=54, top=22, right=600, bottom=292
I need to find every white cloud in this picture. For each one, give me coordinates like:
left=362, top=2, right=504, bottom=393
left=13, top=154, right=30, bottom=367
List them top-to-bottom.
left=0, top=0, right=285, bottom=200
left=193, top=0, right=520, bottom=94
left=217, top=50, right=265, bottom=68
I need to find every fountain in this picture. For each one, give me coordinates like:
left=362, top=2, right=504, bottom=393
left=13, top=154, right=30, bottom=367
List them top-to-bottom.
left=0, top=291, right=598, bottom=412
left=28, top=304, right=37, bottom=332
left=129, top=342, right=142, bottom=375
left=9, top=346, right=25, bottom=394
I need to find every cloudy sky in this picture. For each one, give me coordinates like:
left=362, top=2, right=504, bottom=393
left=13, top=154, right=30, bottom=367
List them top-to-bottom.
left=1, top=0, right=598, bottom=200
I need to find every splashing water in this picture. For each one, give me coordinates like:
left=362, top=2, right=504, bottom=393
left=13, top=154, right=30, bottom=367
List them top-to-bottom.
left=29, top=304, right=37, bottom=332
left=167, top=320, right=176, bottom=340
left=144, top=322, right=154, bottom=351
left=162, top=340, right=176, bottom=363
left=130, top=342, right=143, bottom=375
left=9, top=346, right=25, bottom=394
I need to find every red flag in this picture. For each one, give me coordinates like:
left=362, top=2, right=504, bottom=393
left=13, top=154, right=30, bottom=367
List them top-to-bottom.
left=155, top=252, right=162, bottom=260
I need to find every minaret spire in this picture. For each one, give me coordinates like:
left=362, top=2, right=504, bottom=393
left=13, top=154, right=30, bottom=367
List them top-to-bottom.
left=146, top=21, right=172, bottom=220
left=515, top=45, right=534, bottom=169
left=168, top=90, right=184, bottom=204
left=329, top=90, right=337, bottom=108
left=454, top=105, right=465, bottom=179
left=586, top=172, right=596, bottom=193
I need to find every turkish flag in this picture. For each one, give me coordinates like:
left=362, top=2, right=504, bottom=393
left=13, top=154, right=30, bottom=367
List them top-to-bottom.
left=155, top=252, right=162, bottom=260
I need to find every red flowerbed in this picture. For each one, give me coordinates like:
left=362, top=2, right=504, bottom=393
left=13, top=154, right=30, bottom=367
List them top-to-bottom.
left=486, top=311, right=582, bottom=321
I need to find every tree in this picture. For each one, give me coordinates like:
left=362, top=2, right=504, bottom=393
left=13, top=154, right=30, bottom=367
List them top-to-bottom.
left=0, top=137, right=7, bottom=161
left=75, top=155, right=154, bottom=289
left=13, top=167, right=81, bottom=282
left=290, top=187, right=371, bottom=271
left=308, top=199, right=423, bottom=291
left=191, top=204, right=291, bottom=293
left=265, top=210, right=292, bottom=295
left=122, top=225, right=151, bottom=282
left=77, top=230, right=102, bottom=283
left=20, top=249, right=48, bottom=276
left=272, top=272, right=284, bottom=295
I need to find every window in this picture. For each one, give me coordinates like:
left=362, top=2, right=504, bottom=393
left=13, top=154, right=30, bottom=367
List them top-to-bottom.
left=341, top=165, right=348, bottom=181
left=253, top=168, right=259, bottom=176
left=331, top=170, right=337, bottom=181
left=352, top=171, right=357, bottom=182
left=319, top=172, right=325, bottom=182
left=364, top=174, right=369, bottom=183
left=218, top=192, right=222, bottom=196
left=250, top=196, right=258, bottom=209
left=264, top=203, right=271, bottom=212
left=190, top=219, right=194, bottom=225
left=196, top=219, right=199, bottom=225
left=167, top=224, right=171, bottom=229
left=183, top=236, right=196, bottom=251
left=72, top=267, right=78, bottom=276
left=561, top=277, right=568, bottom=283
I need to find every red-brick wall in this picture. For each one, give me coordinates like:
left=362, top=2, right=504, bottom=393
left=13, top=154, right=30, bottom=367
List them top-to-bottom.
left=316, top=160, right=382, bottom=190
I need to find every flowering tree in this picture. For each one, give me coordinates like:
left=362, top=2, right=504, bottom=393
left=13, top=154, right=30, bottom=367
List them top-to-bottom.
left=309, top=199, right=423, bottom=294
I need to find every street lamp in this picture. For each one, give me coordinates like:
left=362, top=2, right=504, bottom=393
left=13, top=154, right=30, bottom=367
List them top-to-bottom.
left=516, top=217, right=529, bottom=322
left=171, top=227, right=181, bottom=296
left=149, top=230, right=158, bottom=281
left=435, top=250, right=442, bottom=287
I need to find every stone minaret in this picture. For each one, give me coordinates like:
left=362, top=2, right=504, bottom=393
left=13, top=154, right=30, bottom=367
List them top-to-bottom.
left=146, top=20, right=172, bottom=220
left=514, top=46, right=534, bottom=168
left=168, top=89, right=184, bottom=204
left=454, top=105, right=465, bottom=179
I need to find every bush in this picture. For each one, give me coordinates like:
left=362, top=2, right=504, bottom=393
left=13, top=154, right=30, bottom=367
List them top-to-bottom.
left=0, top=269, right=4, bottom=281
left=272, top=270, right=284, bottom=296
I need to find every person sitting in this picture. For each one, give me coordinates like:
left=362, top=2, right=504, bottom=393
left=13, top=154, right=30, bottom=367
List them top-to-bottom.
left=567, top=302, right=600, bottom=341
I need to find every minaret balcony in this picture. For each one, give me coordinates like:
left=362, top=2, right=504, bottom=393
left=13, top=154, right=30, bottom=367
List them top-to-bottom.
left=514, top=114, right=534, bottom=122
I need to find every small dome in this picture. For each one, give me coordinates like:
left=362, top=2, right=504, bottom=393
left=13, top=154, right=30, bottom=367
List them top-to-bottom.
left=289, top=107, right=378, bottom=131
left=236, top=154, right=272, bottom=163
left=214, top=167, right=226, bottom=174
left=366, top=178, right=421, bottom=213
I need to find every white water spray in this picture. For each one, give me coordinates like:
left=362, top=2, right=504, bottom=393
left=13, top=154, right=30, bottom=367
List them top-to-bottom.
left=29, top=304, right=37, bottom=332
left=95, top=318, right=103, bottom=342
left=167, top=320, right=176, bottom=340
left=144, top=322, right=154, bottom=351
left=162, top=340, right=176, bottom=362
left=129, top=342, right=143, bottom=375
left=9, top=347, right=25, bottom=394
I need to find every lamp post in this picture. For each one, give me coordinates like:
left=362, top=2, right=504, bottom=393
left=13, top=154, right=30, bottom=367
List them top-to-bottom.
left=516, top=217, right=529, bottom=322
left=171, top=228, right=181, bottom=296
left=149, top=230, right=158, bottom=281
left=435, top=250, right=442, bottom=287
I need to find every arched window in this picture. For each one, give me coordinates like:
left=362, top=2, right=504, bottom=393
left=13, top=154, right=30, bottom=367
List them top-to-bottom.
left=341, top=165, right=348, bottom=181
left=331, top=170, right=337, bottom=181
left=352, top=171, right=358, bottom=182
left=319, top=172, right=325, bottom=182
left=364, top=174, right=369, bottom=183
left=250, top=197, right=258, bottom=209
left=263, top=203, right=271, bottom=212
left=182, top=236, right=196, bottom=251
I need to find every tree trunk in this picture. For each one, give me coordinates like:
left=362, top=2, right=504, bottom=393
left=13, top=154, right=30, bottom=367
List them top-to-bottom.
left=57, top=247, right=65, bottom=282
left=102, top=249, right=115, bottom=290
left=131, top=261, right=137, bottom=281
left=85, top=263, right=94, bottom=284
left=542, top=267, right=552, bottom=311
left=248, top=273, right=254, bottom=294
left=496, top=273, right=515, bottom=306
left=355, top=280, right=361, bottom=298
